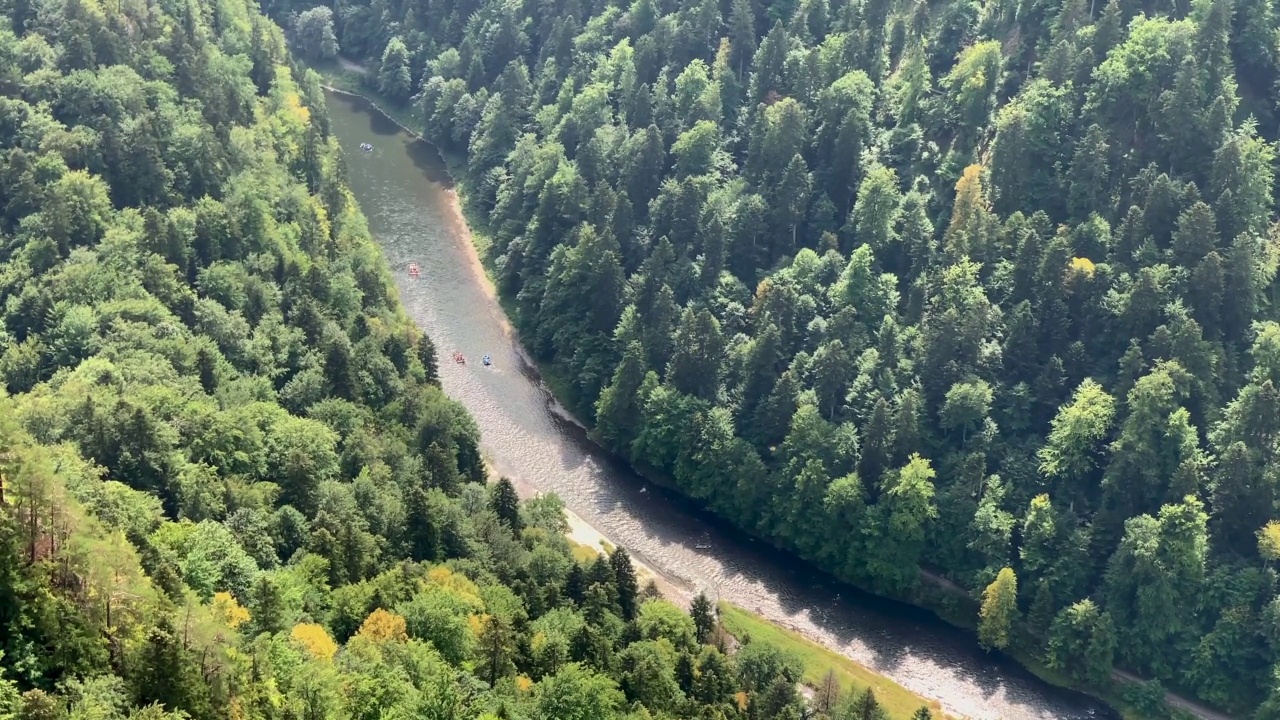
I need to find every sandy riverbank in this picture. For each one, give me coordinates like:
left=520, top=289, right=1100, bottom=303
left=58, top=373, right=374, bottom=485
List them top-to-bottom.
left=319, top=74, right=1199, bottom=720
left=561, top=505, right=686, bottom=604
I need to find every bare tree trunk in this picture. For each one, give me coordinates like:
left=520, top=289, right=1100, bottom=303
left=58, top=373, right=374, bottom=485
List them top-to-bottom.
left=28, top=498, right=37, bottom=564
left=817, top=669, right=840, bottom=714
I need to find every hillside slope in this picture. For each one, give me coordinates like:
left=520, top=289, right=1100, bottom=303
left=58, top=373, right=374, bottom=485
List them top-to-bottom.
left=301, top=0, right=1280, bottom=714
left=0, top=3, right=939, bottom=720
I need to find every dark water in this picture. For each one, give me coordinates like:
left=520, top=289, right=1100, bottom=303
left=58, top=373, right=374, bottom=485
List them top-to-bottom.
left=326, top=89, right=1116, bottom=720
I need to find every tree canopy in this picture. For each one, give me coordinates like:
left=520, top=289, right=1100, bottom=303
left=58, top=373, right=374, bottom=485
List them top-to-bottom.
left=302, top=0, right=1280, bottom=712
left=0, top=1, right=945, bottom=719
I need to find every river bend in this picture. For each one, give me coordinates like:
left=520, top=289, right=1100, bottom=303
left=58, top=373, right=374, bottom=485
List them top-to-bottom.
left=326, top=89, right=1115, bottom=720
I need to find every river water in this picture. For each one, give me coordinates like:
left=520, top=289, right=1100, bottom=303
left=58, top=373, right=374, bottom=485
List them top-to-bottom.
left=326, top=89, right=1116, bottom=720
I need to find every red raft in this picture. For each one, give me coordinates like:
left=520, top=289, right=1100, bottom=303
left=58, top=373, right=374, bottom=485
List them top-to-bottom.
left=408, top=263, right=420, bottom=278
left=453, top=351, right=465, bottom=364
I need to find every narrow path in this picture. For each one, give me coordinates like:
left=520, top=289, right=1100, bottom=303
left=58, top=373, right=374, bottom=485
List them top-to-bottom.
left=337, top=55, right=368, bottom=75
left=920, top=568, right=968, bottom=596
left=919, top=569, right=1235, bottom=720
left=1110, top=669, right=1235, bottom=720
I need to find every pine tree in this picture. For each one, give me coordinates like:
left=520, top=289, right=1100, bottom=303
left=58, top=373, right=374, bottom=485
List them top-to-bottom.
left=728, top=0, right=756, bottom=77
left=377, top=36, right=413, bottom=104
left=1068, top=124, right=1110, bottom=220
left=666, top=307, right=726, bottom=400
left=418, top=332, right=440, bottom=385
left=195, top=345, right=218, bottom=394
left=490, top=477, right=523, bottom=533
left=405, top=487, right=441, bottom=561
left=610, top=548, right=640, bottom=620
left=565, top=563, right=587, bottom=605
left=249, top=575, right=285, bottom=636
left=690, top=591, right=715, bottom=643
left=478, top=615, right=517, bottom=685
left=136, top=616, right=202, bottom=714
left=675, top=651, right=696, bottom=694
left=815, top=669, right=840, bottom=714
left=852, top=687, right=884, bottom=719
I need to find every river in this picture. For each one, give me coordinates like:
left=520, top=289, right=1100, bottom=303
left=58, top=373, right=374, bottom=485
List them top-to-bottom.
left=325, top=88, right=1117, bottom=720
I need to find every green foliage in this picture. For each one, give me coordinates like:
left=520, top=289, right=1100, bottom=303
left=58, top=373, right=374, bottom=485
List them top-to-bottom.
left=24, top=0, right=1280, bottom=707
left=331, top=0, right=1280, bottom=705
left=0, top=1, right=851, bottom=719
left=294, top=7, right=339, bottom=61
left=377, top=37, right=413, bottom=105
left=490, top=477, right=522, bottom=533
left=978, top=567, right=1019, bottom=650
left=690, top=592, right=716, bottom=644
left=635, top=599, right=697, bottom=650
left=1047, top=599, right=1117, bottom=685
left=533, top=663, right=624, bottom=720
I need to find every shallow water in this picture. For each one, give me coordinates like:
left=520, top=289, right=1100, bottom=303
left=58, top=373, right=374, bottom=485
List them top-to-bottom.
left=326, top=89, right=1116, bottom=720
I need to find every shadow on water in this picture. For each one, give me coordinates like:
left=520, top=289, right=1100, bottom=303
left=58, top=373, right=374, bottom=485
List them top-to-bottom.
left=325, top=87, right=1118, bottom=720
left=329, top=91, right=456, bottom=188
left=365, top=105, right=402, bottom=136
left=404, top=139, right=455, bottom=189
left=526, top=384, right=1090, bottom=710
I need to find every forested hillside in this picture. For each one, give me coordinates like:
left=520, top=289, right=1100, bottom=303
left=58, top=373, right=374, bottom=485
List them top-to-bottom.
left=298, top=0, right=1280, bottom=713
left=0, top=2, right=939, bottom=719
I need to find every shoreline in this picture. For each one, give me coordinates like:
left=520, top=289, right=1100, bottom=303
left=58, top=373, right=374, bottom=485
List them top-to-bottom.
left=316, top=62, right=1225, bottom=720
left=317, top=68, right=1060, bottom=720
left=320, top=71, right=954, bottom=718
left=320, top=72, right=677, bottom=606
left=490, top=454, right=693, bottom=606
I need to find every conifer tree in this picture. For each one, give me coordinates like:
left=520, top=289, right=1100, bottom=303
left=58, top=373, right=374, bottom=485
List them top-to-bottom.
left=490, top=477, right=523, bottom=533
left=610, top=548, right=640, bottom=620
left=690, top=591, right=715, bottom=643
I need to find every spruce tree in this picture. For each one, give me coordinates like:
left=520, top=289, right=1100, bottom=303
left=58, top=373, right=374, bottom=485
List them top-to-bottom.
left=377, top=36, right=413, bottom=104
left=418, top=332, right=440, bottom=385
left=490, top=477, right=523, bottom=533
left=405, top=487, right=441, bottom=561
left=610, top=548, right=640, bottom=620
left=565, top=563, right=587, bottom=605
left=249, top=575, right=285, bottom=636
left=690, top=591, right=715, bottom=643
left=477, top=615, right=517, bottom=685
left=675, top=651, right=696, bottom=694
left=852, top=688, right=885, bottom=720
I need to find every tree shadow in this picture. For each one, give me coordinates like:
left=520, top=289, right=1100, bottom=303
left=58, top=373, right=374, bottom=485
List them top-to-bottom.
left=332, top=88, right=1118, bottom=720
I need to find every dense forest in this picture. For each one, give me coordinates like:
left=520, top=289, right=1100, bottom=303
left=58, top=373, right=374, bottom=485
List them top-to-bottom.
left=287, top=0, right=1280, bottom=712
left=0, top=1, right=944, bottom=719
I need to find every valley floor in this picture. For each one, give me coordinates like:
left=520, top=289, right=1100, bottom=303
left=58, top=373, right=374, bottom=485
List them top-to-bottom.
left=310, top=58, right=1233, bottom=720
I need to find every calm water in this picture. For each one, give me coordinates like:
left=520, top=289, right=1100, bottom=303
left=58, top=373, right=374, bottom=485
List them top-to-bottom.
left=326, top=89, right=1116, bottom=720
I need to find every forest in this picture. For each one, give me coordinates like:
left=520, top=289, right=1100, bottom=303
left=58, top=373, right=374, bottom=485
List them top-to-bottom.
left=0, top=0, right=945, bottom=718
left=280, top=0, right=1280, bottom=713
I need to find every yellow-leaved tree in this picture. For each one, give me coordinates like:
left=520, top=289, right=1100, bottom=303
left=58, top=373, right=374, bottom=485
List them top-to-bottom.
left=1258, top=521, right=1280, bottom=566
left=978, top=567, right=1019, bottom=651
left=212, top=592, right=250, bottom=629
left=356, top=608, right=408, bottom=643
left=291, top=623, right=338, bottom=661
